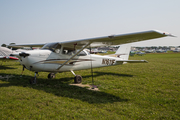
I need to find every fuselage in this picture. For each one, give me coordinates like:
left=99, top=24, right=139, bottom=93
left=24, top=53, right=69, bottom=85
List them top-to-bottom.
left=18, top=49, right=123, bottom=73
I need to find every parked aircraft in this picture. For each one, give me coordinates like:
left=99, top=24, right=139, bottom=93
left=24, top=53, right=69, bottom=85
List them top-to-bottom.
left=10, top=30, right=174, bottom=84
left=0, top=47, right=19, bottom=65
left=156, top=49, right=167, bottom=53
left=145, top=50, right=155, bottom=53
left=173, top=50, right=180, bottom=52
left=129, top=51, right=136, bottom=56
left=136, top=51, right=146, bottom=56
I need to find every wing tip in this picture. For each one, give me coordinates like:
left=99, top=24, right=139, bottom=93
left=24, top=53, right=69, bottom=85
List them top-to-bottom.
left=153, top=30, right=176, bottom=37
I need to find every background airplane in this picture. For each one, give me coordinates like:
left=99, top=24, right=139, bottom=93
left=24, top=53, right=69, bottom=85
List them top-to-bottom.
left=0, top=46, right=33, bottom=65
left=0, top=47, right=19, bottom=65
left=136, top=51, right=146, bottom=56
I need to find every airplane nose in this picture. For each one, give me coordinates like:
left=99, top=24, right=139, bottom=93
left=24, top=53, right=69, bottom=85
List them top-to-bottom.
left=19, top=52, right=30, bottom=58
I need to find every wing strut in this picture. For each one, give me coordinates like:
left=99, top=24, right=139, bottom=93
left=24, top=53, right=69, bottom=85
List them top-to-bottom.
left=56, top=42, right=92, bottom=70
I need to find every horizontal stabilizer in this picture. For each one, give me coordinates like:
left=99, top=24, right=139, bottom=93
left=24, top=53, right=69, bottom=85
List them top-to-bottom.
left=116, top=60, right=148, bottom=64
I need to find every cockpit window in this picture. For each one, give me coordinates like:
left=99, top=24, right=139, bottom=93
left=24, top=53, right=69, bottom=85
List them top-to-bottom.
left=41, top=43, right=61, bottom=53
left=41, top=43, right=88, bottom=56
left=62, top=47, right=75, bottom=55
left=62, top=48, right=87, bottom=56
left=77, top=50, right=87, bottom=56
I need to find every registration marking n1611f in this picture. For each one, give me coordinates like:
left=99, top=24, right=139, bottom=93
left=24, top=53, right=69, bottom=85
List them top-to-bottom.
left=102, top=59, right=115, bottom=65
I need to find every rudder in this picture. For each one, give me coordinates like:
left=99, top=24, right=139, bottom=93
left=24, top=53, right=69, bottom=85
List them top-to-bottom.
left=115, top=44, right=131, bottom=60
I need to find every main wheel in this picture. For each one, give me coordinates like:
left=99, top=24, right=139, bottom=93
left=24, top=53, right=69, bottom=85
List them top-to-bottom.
left=48, top=73, right=56, bottom=79
left=74, top=75, right=82, bottom=84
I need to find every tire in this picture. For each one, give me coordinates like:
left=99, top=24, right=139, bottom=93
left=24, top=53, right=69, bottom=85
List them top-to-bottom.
left=48, top=73, right=55, bottom=79
left=74, top=75, right=82, bottom=84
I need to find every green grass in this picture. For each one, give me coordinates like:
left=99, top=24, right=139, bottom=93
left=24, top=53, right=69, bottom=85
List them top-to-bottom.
left=0, top=53, right=180, bottom=119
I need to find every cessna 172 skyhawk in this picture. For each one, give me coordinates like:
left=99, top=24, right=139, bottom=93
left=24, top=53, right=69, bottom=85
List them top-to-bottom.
left=10, top=30, right=174, bottom=84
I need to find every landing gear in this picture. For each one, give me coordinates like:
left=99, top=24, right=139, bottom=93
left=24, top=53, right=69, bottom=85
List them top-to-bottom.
left=20, top=65, right=26, bottom=77
left=70, top=70, right=82, bottom=84
left=29, top=72, right=38, bottom=84
left=48, top=73, right=56, bottom=79
left=74, top=75, right=82, bottom=84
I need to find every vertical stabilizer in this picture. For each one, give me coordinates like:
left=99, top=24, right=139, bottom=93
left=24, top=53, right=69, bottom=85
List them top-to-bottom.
left=115, top=44, right=131, bottom=60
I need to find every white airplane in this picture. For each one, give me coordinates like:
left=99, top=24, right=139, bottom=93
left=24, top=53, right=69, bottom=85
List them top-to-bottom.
left=10, top=30, right=174, bottom=84
left=0, top=47, right=19, bottom=65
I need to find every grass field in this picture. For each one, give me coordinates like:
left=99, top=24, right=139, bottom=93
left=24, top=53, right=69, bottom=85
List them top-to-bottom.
left=0, top=53, right=180, bottom=119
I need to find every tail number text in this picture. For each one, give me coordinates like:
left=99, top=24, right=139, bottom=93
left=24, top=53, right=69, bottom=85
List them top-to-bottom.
left=102, top=59, right=115, bottom=65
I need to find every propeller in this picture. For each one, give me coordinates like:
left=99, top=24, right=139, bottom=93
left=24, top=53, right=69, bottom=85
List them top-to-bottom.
left=19, top=52, right=30, bottom=58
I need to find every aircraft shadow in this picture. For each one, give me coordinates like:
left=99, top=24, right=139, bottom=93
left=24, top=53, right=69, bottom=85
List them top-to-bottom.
left=0, top=66, right=17, bottom=70
left=82, top=71, right=133, bottom=79
left=0, top=73, right=128, bottom=104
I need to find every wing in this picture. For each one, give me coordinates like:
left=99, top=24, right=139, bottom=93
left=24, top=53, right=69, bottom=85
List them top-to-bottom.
left=8, top=30, right=173, bottom=49
left=60, top=30, right=174, bottom=49
left=8, top=43, right=45, bottom=48
left=0, top=47, right=13, bottom=56
left=0, top=56, right=19, bottom=61
left=0, top=56, right=5, bottom=59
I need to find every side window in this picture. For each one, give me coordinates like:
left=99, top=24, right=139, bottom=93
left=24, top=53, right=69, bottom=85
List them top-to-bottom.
left=62, top=47, right=75, bottom=55
left=55, top=49, right=61, bottom=53
left=78, top=51, right=87, bottom=56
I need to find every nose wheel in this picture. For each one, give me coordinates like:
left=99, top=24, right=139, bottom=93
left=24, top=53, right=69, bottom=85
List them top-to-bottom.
left=70, top=70, right=82, bottom=84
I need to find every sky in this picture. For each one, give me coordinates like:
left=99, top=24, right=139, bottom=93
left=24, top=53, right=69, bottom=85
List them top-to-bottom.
left=0, top=0, right=180, bottom=47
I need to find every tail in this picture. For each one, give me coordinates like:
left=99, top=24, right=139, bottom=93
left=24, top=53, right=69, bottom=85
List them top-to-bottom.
left=104, top=44, right=148, bottom=63
left=115, top=44, right=131, bottom=60
left=0, top=47, right=13, bottom=56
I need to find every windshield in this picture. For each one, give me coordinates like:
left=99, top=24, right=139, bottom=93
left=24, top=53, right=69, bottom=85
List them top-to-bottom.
left=41, top=42, right=61, bottom=53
